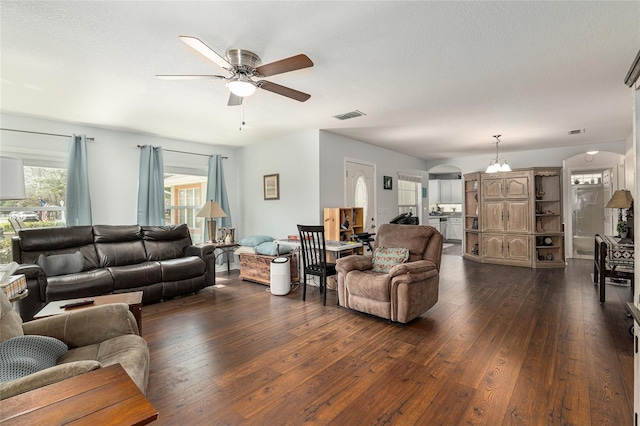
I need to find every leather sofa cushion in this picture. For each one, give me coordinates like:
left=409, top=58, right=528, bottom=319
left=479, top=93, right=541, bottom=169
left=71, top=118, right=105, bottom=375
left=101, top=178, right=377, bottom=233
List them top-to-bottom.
left=93, top=225, right=142, bottom=243
left=93, top=225, right=146, bottom=267
left=142, top=225, right=192, bottom=261
left=18, top=226, right=94, bottom=251
left=96, top=241, right=147, bottom=267
left=22, top=245, right=100, bottom=271
left=160, top=257, right=204, bottom=282
left=107, top=262, right=161, bottom=290
left=46, top=270, right=114, bottom=301
left=345, top=270, right=392, bottom=302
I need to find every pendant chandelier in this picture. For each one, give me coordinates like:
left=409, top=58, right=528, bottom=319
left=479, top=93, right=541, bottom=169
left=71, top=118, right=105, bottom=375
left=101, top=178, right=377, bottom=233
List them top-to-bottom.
left=485, top=135, right=511, bottom=173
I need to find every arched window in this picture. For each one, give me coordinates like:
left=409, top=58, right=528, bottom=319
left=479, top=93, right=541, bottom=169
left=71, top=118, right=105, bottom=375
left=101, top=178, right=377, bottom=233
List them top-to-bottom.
left=355, top=176, right=368, bottom=226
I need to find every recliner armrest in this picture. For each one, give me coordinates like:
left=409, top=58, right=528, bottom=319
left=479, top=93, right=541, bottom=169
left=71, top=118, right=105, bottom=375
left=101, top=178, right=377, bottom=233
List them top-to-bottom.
left=336, top=255, right=373, bottom=274
left=389, top=260, right=438, bottom=278
left=14, top=264, right=48, bottom=322
left=22, top=303, right=139, bottom=347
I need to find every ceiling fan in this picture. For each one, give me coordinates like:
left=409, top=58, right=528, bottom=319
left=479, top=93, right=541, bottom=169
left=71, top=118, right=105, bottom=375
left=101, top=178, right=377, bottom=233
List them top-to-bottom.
left=157, top=36, right=313, bottom=106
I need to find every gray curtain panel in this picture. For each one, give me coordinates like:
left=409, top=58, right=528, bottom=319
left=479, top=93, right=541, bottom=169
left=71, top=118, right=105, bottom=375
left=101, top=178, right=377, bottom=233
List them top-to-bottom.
left=65, top=134, right=92, bottom=226
left=137, top=145, right=165, bottom=226
left=206, top=154, right=231, bottom=264
left=206, top=154, right=231, bottom=229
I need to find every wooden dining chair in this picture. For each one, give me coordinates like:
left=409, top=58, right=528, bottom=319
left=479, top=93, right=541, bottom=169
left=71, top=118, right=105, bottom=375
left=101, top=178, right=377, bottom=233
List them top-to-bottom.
left=297, top=224, right=337, bottom=305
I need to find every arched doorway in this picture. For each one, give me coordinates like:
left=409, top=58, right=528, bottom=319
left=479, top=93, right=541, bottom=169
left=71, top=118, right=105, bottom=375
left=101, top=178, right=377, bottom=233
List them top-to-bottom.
left=563, top=151, right=625, bottom=259
left=428, top=164, right=462, bottom=254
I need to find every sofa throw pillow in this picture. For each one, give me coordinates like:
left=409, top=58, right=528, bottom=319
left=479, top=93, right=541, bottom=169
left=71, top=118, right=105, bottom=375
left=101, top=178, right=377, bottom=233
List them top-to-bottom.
left=238, top=235, right=274, bottom=247
left=255, top=242, right=293, bottom=256
left=372, top=247, right=409, bottom=273
left=36, top=251, right=84, bottom=277
left=0, top=335, right=68, bottom=382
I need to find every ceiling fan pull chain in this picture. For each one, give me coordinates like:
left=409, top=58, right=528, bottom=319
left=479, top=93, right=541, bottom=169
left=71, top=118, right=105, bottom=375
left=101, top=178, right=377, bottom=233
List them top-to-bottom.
left=239, top=103, right=246, bottom=131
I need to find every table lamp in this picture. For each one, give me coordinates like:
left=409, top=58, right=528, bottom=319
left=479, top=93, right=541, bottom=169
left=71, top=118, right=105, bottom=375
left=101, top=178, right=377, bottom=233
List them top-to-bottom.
left=605, top=189, right=634, bottom=243
left=196, top=200, right=227, bottom=243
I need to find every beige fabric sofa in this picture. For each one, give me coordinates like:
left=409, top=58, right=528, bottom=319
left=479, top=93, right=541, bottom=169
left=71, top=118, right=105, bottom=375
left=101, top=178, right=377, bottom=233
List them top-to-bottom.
left=336, top=224, right=443, bottom=323
left=0, top=290, right=149, bottom=400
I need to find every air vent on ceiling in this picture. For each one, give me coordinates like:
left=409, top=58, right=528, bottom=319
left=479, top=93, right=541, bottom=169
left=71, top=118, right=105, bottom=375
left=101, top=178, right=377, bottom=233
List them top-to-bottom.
left=333, top=110, right=366, bottom=120
left=568, top=129, right=585, bottom=135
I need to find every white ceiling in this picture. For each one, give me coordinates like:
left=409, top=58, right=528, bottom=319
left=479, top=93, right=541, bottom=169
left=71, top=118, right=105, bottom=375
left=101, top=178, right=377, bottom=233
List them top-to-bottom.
left=1, top=1, right=639, bottom=160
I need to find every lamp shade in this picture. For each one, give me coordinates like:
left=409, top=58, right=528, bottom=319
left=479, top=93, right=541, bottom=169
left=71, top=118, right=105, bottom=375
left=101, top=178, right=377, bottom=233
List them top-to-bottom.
left=0, top=156, right=26, bottom=200
left=605, top=189, right=633, bottom=209
left=196, top=200, right=228, bottom=218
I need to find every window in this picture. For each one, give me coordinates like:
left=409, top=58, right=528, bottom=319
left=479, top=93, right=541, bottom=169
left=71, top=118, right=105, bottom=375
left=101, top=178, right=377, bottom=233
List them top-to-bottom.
left=0, top=165, right=67, bottom=262
left=0, top=165, right=67, bottom=227
left=164, top=173, right=207, bottom=244
left=397, top=173, right=422, bottom=217
left=354, top=176, right=368, bottom=228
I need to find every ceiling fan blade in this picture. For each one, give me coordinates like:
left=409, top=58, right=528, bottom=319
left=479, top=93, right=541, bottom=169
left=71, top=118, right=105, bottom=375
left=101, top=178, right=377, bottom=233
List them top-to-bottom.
left=178, top=36, right=233, bottom=71
left=255, top=54, right=313, bottom=77
left=156, top=75, right=226, bottom=80
left=258, top=81, right=311, bottom=102
left=228, top=93, right=243, bottom=106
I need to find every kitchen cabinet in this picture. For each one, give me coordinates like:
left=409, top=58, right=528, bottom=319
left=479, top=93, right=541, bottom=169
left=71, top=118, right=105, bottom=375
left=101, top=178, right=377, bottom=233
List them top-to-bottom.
left=429, top=179, right=462, bottom=204
left=428, top=180, right=440, bottom=204
left=447, top=217, right=462, bottom=240
left=428, top=218, right=441, bottom=233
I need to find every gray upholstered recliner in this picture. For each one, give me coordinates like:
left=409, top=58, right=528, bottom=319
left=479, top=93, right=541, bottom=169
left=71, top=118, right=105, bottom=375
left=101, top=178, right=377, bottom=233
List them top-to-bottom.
left=336, top=224, right=443, bottom=323
left=0, top=290, right=149, bottom=400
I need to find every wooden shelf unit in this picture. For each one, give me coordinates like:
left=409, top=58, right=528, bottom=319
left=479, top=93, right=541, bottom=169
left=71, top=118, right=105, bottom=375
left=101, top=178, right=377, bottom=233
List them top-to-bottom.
left=462, top=167, right=565, bottom=268
left=532, top=168, right=565, bottom=268
left=463, top=173, right=481, bottom=260
left=323, top=207, right=365, bottom=242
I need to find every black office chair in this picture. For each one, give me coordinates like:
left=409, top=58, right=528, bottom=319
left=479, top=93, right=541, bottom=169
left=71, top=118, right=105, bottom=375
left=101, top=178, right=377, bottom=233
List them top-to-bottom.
left=297, top=224, right=337, bottom=306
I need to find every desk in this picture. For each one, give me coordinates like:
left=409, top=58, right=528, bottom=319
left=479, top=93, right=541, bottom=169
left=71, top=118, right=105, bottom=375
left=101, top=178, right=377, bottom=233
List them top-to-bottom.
left=594, top=234, right=634, bottom=303
left=274, top=239, right=362, bottom=289
left=274, top=239, right=363, bottom=255
left=0, top=364, right=158, bottom=425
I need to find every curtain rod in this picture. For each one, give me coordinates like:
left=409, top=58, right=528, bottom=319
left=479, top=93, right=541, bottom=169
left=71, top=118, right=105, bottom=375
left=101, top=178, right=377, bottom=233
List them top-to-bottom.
left=0, top=128, right=95, bottom=141
left=137, top=145, right=227, bottom=159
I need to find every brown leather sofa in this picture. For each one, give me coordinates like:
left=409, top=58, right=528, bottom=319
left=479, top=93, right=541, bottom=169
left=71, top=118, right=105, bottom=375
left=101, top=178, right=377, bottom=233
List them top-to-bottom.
left=12, top=224, right=215, bottom=321
left=336, top=224, right=443, bottom=323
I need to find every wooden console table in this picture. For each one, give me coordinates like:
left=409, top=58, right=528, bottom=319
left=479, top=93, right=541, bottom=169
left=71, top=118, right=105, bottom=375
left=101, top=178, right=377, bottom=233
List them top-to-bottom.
left=593, top=234, right=634, bottom=303
left=0, top=364, right=158, bottom=425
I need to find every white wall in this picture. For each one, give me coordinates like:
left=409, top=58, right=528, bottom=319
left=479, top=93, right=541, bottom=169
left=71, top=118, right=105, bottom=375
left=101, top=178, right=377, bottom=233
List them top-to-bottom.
left=0, top=112, right=238, bottom=225
left=238, top=130, right=320, bottom=239
left=319, top=131, right=428, bottom=225
left=425, top=141, right=627, bottom=175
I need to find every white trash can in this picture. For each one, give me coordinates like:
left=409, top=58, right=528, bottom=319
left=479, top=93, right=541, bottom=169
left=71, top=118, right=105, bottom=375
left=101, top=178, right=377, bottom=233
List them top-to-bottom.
left=270, top=257, right=291, bottom=295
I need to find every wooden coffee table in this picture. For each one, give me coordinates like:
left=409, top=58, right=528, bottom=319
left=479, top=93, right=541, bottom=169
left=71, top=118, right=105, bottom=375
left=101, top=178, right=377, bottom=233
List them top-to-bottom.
left=34, top=292, right=143, bottom=333
left=0, top=363, right=158, bottom=425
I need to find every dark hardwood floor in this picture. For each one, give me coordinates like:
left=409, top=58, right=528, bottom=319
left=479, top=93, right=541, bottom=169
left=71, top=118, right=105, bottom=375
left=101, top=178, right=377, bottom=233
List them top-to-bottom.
left=142, top=251, right=633, bottom=425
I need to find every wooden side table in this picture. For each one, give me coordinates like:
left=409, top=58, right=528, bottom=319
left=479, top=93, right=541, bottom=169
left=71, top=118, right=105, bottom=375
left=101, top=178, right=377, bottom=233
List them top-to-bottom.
left=33, top=292, right=143, bottom=333
left=0, top=364, right=158, bottom=425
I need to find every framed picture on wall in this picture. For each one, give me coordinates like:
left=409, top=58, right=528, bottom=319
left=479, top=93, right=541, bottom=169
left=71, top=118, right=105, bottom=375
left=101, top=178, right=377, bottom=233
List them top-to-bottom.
left=264, top=174, right=280, bottom=200
left=383, top=176, right=392, bottom=190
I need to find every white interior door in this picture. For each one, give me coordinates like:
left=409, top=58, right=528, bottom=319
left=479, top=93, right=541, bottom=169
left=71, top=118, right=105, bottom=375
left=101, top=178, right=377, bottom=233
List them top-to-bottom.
left=346, top=160, right=376, bottom=233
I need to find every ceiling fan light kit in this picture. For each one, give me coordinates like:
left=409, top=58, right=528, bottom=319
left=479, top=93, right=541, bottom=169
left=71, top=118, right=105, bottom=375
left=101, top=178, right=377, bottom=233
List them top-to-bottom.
left=158, top=36, right=313, bottom=106
left=226, top=74, right=257, bottom=97
left=485, top=135, right=511, bottom=173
